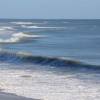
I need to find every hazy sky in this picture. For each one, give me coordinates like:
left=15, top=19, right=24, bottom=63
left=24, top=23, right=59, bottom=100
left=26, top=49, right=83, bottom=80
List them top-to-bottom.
left=0, top=0, right=100, bottom=19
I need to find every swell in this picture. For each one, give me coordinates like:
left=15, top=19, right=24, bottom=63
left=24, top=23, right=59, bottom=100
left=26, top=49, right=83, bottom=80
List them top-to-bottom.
left=0, top=50, right=100, bottom=70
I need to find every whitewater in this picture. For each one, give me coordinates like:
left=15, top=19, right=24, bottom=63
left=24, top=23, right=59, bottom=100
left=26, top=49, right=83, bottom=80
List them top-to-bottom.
left=0, top=19, right=100, bottom=100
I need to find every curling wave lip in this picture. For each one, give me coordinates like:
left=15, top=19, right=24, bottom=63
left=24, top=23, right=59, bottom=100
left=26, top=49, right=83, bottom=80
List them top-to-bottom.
left=0, top=32, right=44, bottom=43
left=0, top=50, right=99, bottom=70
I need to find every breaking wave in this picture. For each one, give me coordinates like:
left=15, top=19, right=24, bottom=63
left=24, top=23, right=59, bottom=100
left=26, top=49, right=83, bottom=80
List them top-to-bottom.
left=11, top=21, right=48, bottom=25
left=11, top=22, right=33, bottom=25
left=21, top=25, right=65, bottom=29
left=0, top=27, right=14, bottom=31
left=0, top=32, right=43, bottom=43
left=0, top=50, right=99, bottom=70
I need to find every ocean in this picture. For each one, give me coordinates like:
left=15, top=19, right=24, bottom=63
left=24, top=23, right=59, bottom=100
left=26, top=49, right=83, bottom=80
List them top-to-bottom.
left=0, top=19, right=100, bottom=100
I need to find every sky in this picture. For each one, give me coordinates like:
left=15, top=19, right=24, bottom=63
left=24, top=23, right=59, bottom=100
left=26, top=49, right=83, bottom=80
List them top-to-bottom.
left=0, top=0, right=100, bottom=19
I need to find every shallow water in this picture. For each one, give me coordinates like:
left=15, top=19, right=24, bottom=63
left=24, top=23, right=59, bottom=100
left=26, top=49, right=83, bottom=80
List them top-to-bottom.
left=0, top=62, right=100, bottom=100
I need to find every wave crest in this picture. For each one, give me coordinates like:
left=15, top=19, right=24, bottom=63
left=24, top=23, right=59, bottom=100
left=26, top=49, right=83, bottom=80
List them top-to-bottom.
left=11, top=22, right=33, bottom=25
left=21, top=25, right=65, bottom=29
left=0, top=27, right=14, bottom=31
left=0, top=32, right=43, bottom=43
left=0, top=50, right=99, bottom=70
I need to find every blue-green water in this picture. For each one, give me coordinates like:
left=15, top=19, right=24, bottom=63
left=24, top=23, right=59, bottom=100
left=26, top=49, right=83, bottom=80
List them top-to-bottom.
left=0, top=19, right=100, bottom=65
left=0, top=19, right=100, bottom=100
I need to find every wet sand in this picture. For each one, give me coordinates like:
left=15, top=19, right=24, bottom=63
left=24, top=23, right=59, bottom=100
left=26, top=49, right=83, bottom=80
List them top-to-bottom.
left=0, top=92, right=40, bottom=100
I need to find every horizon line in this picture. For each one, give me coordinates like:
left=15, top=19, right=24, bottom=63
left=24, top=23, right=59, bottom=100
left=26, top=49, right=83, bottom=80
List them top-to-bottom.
left=0, top=18, right=100, bottom=20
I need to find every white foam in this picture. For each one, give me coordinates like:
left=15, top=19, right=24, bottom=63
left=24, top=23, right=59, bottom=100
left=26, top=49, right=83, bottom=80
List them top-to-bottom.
left=11, top=21, right=48, bottom=25
left=11, top=22, right=33, bottom=25
left=21, top=25, right=65, bottom=29
left=0, top=27, right=14, bottom=31
left=3, top=27, right=14, bottom=30
left=0, top=28, right=5, bottom=31
left=0, top=32, right=43, bottom=43
left=13, top=32, right=42, bottom=38
left=0, top=66, right=100, bottom=100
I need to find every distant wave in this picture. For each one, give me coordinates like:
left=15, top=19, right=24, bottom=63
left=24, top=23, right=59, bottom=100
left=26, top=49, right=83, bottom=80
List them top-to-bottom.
left=11, top=21, right=48, bottom=25
left=11, top=22, right=33, bottom=25
left=21, top=25, right=65, bottom=29
left=0, top=27, right=14, bottom=31
left=0, top=28, right=5, bottom=31
left=0, top=32, right=43, bottom=43
left=0, top=50, right=99, bottom=70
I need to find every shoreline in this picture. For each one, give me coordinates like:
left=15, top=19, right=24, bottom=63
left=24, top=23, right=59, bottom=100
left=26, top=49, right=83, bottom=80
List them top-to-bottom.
left=0, top=92, right=40, bottom=100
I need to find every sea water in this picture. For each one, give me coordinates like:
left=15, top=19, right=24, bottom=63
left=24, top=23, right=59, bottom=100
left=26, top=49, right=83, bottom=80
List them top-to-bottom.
left=0, top=19, right=100, bottom=100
